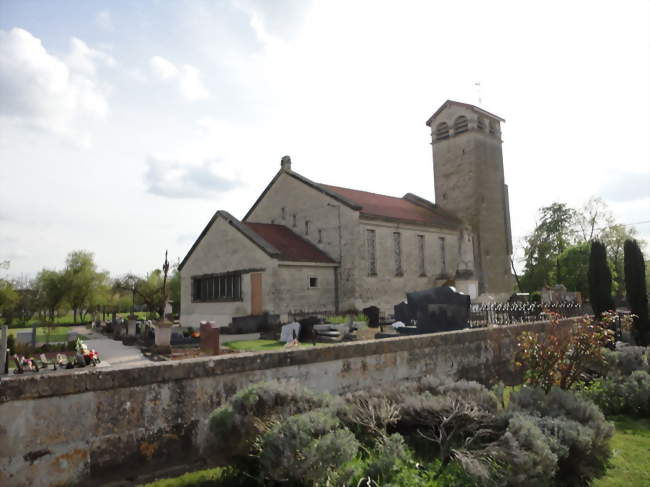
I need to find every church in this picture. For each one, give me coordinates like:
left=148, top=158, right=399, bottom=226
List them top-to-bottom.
left=179, top=100, right=513, bottom=327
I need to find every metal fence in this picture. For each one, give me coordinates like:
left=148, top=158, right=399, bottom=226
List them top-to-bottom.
left=468, top=302, right=584, bottom=328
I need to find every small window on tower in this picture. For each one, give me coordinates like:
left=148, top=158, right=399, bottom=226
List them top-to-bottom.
left=454, top=115, right=468, bottom=134
left=477, top=117, right=486, bottom=131
left=435, top=122, right=449, bottom=140
left=282, top=207, right=286, bottom=219
left=292, top=214, right=297, bottom=227
left=305, top=220, right=310, bottom=235
left=318, top=229, right=323, bottom=243
left=309, top=277, right=318, bottom=288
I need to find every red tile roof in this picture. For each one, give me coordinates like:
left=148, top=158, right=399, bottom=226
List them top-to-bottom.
left=320, top=184, right=462, bottom=228
left=244, top=222, right=336, bottom=264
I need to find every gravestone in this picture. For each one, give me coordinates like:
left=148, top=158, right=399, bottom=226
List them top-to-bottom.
left=405, top=286, right=470, bottom=333
left=394, top=301, right=411, bottom=324
left=362, top=306, right=380, bottom=327
left=298, top=316, right=320, bottom=341
left=199, top=321, right=220, bottom=355
left=280, top=322, right=301, bottom=342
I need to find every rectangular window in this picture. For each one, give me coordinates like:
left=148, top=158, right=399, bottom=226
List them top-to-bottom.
left=282, top=207, right=286, bottom=219
left=292, top=214, right=297, bottom=227
left=305, top=220, right=310, bottom=235
left=318, top=229, right=323, bottom=243
left=367, top=229, right=377, bottom=276
left=393, top=232, right=403, bottom=276
left=417, top=235, right=425, bottom=276
left=439, top=237, right=447, bottom=275
left=191, top=273, right=243, bottom=302
left=309, top=276, right=318, bottom=288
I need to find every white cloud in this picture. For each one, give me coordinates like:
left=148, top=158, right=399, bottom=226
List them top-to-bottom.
left=95, top=10, right=113, bottom=31
left=0, top=28, right=111, bottom=141
left=65, top=37, right=116, bottom=75
left=149, top=55, right=210, bottom=101
left=150, top=55, right=178, bottom=79
left=145, top=155, right=240, bottom=199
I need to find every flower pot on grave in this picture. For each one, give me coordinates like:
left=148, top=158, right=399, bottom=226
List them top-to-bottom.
left=154, top=320, right=173, bottom=354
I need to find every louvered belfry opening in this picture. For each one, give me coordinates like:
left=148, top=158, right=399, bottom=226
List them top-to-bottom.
left=454, top=115, right=468, bottom=134
left=435, top=122, right=449, bottom=140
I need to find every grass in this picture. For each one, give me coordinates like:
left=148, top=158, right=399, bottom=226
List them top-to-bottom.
left=7, top=311, right=151, bottom=328
left=8, top=326, right=72, bottom=343
left=223, top=339, right=322, bottom=352
left=594, top=415, right=650, bottom=486
left=137, top=467, right=239, bottom=487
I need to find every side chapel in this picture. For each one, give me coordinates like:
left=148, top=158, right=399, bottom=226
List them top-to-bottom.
left=179, top=100, right=513, bottom=327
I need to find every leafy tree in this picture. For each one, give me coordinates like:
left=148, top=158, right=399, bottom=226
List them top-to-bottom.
left=575, top=196, right=615, bottom=242
left=521, top=203, right=576, bottom=291
left=602, top=223, right=639, bottom=297
left=624, top=239, right=649, bottom=346
left=589, top=240, right=614, bottom=318
left=554, top=242, right=590, bottom=298
left=64, top=250, right=107, bottom=323
left=169, top=265, right=180, bottom=315
left=35, top=269, right=68, bottom=321
left=117, top=270, right=167, bottom=319
left=0, top=279, right=19, bottom=323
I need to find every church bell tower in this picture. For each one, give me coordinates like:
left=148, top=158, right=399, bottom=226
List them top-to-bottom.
left=427, top=100, right=513, bottom=295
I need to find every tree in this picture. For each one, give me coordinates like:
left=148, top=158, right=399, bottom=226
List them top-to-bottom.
left=521, top=203, right=577, bottom=292
left=602, top=223, right=639, bottom=297
left=624, top=239, right=649, bottom=346
left=589, top=241, right=614, bottom=318
left=555, top=242, right=591, bottom=299
left=64, top=250, right=107, bottom=323
left=169, top=264, right=180, bottom=316
left=35, top=269, right=68, bottom=321
left=0, top=279, right=19, bottom=323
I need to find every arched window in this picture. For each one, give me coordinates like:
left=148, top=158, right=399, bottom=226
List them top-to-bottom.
left=454, top=115, right=468, bottom=134
left=477, top=117, right=485, bottom=131
left=435, top=122, right=449, bottom=140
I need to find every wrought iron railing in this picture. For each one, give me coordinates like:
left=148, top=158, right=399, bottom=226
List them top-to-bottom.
left=468, top=302, right=584, bottom=328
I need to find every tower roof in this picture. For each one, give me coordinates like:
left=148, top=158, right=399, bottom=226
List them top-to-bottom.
left=426, top=100, right=505, bottom=127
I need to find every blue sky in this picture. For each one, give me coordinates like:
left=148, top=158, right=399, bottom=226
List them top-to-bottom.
left=1, top=0, right=648, bottom=279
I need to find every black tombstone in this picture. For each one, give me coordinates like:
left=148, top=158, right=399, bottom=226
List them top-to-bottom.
left=405, top=286, right=470, bottom=333
left=393, top=301, right=411, bottom=324
left=362, top=306, right=380, bottom=327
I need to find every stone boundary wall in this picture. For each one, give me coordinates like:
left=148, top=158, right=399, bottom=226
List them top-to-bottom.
left=0, top=319, right=575, bottom=487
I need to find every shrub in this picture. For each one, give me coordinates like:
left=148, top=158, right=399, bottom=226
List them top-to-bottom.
left=624, top=239, right=649, bottom=345
left=589, top=240, right=615, bottom=318
left=516, top=313, right=614, bottom=392
left=603, top=346, right=649, bottom=376
left=583, top=370, right=650, bottom=417
left=417, top=376, right=499, bottom=413
left=208, top=380, right=335, bottom=460
left=509, top=386, right=613, bottom=485
left=340, top=393, right=401, bottom=444
left=258, top=410, right=359, bottom=484
left=456, top=412, right=558, bottom=486
left=364, top=433, right=413, bottom=482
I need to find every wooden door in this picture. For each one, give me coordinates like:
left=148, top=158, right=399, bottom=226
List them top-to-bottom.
left=250, top=273, right=263, bottom=315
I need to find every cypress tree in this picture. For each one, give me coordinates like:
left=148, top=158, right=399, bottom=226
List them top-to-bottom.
left=624, top=239, right=649, bottom=346
left=589, top=240, right=614, bottom=318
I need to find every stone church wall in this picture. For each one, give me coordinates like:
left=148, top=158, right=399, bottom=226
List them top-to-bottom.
left=245, top=172, right=361, bottom=311
left=180, top=216, right=276, bottom=327
left=354, top=220, right=460, bottom=314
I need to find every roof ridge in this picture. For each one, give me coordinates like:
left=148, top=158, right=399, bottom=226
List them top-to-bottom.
left=321, top=183, right=406, bottom=201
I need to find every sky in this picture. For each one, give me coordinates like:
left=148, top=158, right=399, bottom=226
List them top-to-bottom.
left=1, top=0, right=649, bottom=280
